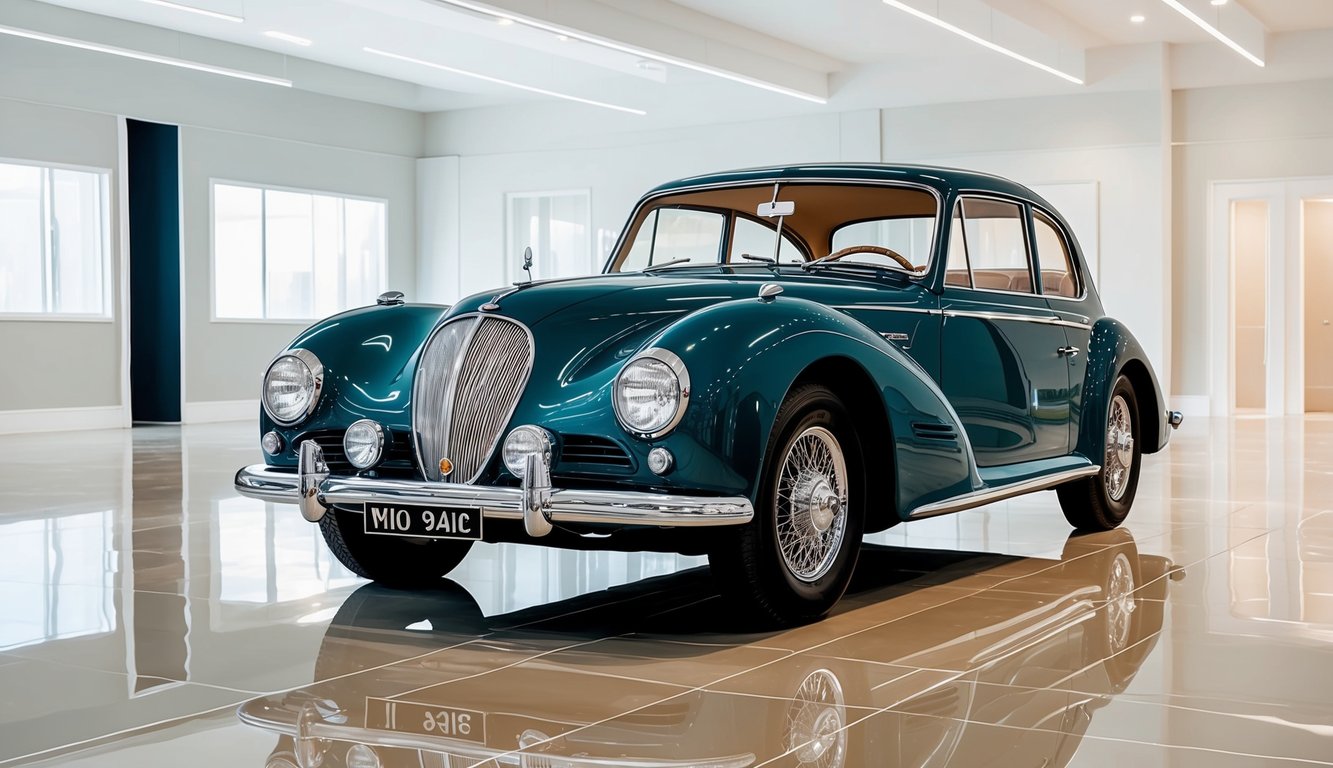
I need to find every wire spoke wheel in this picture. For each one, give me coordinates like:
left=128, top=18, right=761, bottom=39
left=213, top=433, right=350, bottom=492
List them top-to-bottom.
left=1103, top=394, right=1135, bottom=502
left=775, top=426, right=849, bottom=583
left=1105, top=552, right=1137, bottom=653
left=784, top=669, right=848, bottom=768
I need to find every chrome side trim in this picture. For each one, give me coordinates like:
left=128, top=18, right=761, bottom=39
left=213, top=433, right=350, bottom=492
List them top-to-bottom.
left=942, top=308, right=1092, bottom=331
left=233, top=465, right=754, bottom=529
left=907, top=465, right=1101, bottom=519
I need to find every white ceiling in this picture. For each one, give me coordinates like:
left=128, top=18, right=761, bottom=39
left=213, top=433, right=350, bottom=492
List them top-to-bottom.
left=18, top=0, right=1333, bottom=119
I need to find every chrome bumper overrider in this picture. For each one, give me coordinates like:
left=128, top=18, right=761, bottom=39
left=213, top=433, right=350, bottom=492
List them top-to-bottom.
left=233, top=441, right=753, bottom=536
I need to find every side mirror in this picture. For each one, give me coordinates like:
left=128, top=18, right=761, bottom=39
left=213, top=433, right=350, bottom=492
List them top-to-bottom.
left=522, top=246, right=534, bottom=282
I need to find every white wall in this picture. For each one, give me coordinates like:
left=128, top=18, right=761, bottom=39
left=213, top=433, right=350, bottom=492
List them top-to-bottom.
left=0, top=12, right=424, bottom=427
left=1171, top=77, right=1333, bottom=403
left=418, top=110, right=882, bottom=302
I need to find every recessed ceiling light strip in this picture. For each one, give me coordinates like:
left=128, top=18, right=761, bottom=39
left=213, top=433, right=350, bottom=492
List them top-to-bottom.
left=137, top=0, right=243, bottom=24
left=425, top=0, right=827, bottom=104
left=881, top=0, right=1084, bottom=85
left=1156, top=0, right=1265, bottom=67
left=0, top=24, right=292, bottom=86
left=264, top=30, right=312, bottom=46
left=362, top=47, right=646, bottom=115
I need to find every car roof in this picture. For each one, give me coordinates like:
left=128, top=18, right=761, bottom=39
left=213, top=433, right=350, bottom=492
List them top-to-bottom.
left=646, top=163, right=1052, bottom=209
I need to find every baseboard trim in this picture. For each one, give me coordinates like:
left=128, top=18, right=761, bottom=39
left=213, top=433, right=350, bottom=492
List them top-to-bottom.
left=1172, top=395, right=1211, bottom=419
left=183, top=399, right=258, bottom=424
left=0, top=405, right=127, bottom=435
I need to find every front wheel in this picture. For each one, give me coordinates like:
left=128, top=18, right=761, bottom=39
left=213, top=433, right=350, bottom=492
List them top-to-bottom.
left=1058, top=375, right=1142, bottom=531
left=710, top=384, right=865, bottom=626
left=319, top=507, right=473, bottom=589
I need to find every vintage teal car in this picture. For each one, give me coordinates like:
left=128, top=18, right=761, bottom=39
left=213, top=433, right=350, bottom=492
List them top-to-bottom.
left=234, top=163, right=1182, bottom=624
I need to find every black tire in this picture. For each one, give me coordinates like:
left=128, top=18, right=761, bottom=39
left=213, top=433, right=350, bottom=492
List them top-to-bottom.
left=1058, top=375, right=1141, bottom=531
left=710, top=384, right=865, bottom=626
left=318, top=507, right=473, bottom=589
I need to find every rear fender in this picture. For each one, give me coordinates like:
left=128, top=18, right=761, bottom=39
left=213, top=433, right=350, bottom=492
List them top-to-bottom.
left=1077, top=318, right=1169, bottom=459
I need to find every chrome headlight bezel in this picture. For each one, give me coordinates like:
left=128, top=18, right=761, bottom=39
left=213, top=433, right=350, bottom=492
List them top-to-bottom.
left=262, top=348, right=323, bottom=426
left=612, top=348, right=690, bottom=439
left=343, top=419, right=385, bottom=469
left=502, top=425, right=554, bottom=478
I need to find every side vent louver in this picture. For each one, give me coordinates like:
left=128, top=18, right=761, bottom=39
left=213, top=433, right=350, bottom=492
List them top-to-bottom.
left=912, top=422, right=958, bottom=441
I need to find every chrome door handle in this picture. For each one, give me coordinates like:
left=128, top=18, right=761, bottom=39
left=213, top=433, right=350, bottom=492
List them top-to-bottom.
left=1057, top=346, right=1080, bottom=358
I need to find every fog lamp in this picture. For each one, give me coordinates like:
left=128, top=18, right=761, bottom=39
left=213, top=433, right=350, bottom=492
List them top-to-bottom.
left=343, top=420, right=384, bottom=469
left=502, top=425, right=553, bottom=478
left=261, top=431, right=284, bottom=455
left=647, top=446, right=674, bottom=475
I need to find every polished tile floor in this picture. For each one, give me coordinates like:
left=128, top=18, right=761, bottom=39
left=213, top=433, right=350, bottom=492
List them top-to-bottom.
left=1, top=417, right=1331, bottom=767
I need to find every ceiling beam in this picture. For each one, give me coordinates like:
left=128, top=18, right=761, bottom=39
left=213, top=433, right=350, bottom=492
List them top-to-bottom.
left=418, top=0, right=835, bottom=103
left=1157, top=0, right=1266, bottom=67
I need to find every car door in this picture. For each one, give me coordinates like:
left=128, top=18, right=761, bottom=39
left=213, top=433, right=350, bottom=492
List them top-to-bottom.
left=939, top=196, right=1073, bottom=465
left=1031, top=207, right=1093, bottom=450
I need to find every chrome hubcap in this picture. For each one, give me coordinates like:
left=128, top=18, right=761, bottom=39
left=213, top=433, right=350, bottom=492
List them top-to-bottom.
left=1103, top=394, right=1135, bottom=502
left=776, top=426, right=849, bottom=583
left=1106, top=552, right=1137, bottom=652
left=786, top=670, right=847, bottom=768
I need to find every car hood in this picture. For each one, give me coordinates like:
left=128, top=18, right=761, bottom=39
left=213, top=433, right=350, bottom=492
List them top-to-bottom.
left=447, top=268, right=930, bottom=383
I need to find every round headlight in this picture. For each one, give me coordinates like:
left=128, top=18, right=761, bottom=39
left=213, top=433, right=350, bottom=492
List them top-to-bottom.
left=613, top=349, right=689, bottom=437
left=263, top=350, right=322, bottom=425
left=343, top=420, right=384, bottom=469
left=502, top=425, right=554, bottom=478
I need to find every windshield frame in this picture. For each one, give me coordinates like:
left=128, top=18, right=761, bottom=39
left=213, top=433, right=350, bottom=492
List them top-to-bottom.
left=603, top=179, right=945, bottom=278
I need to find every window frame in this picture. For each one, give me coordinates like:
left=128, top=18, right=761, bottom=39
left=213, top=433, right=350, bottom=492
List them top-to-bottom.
left=0, top=156, right=113, bottom=323
left=208, top=178, right=389, bottom=325
left=503, top=188, right=593, bottom=283
left=944, top=192, right=1040, bottom=299
left=1029, top=205, right=1087, bottom=302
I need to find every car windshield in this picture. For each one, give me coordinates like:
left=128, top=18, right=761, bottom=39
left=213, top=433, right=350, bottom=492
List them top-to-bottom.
left=608, top=183, right=939, bottom=273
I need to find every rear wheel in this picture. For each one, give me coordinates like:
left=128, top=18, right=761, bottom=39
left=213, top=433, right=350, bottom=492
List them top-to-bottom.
left=1058, top=375, right=1141, bottom=531
left=710, top=384, right=865, bottom=626
left=318, top=507, right=473, bottom=589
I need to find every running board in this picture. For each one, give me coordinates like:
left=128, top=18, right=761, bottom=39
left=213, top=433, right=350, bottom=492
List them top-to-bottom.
left=907, top=465, right=1101, bottom=519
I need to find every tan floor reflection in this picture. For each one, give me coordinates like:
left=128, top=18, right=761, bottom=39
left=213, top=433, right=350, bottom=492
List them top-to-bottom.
left=2, top=419, right=1333, bottom=766
left=237, top=533, right=1173, bottom=768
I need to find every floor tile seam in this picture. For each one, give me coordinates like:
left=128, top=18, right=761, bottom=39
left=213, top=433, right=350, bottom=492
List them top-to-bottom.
left=0, top=700, right=244, bottom=767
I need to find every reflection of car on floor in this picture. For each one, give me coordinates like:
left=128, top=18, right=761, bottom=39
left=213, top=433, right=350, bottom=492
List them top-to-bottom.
left=235, top=163, right=1185, bottom=623
left=239, top=534, right=1174, bottom=768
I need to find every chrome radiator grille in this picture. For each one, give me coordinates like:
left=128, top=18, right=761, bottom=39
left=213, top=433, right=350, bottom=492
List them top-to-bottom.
left=413, top=315, right=534, bottom=482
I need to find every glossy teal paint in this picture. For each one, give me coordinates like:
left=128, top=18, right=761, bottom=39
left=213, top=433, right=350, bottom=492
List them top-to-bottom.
left=251, top=163, right=1170, bottom=532
left=260, top=303, right=451, bottom=469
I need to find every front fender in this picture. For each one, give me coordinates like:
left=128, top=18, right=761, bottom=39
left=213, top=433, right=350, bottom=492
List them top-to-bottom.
left=651, top=296, right=978, bottom=517
left=1077, top=318, right=1169, bottom=461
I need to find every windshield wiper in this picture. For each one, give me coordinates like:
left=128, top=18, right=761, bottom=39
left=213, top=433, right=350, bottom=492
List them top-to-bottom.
left=740, top=253, right=776, bottom=265
left=642, top=258, right=693, bottom=272
left=802, top=260, right=915, bottom=277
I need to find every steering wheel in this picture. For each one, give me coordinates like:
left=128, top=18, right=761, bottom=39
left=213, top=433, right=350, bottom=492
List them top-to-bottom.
left=823, top=245, right=920, bottom=272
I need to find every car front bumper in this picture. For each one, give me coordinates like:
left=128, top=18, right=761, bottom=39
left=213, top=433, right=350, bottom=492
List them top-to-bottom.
left=233, top=441, right=753, bottom=537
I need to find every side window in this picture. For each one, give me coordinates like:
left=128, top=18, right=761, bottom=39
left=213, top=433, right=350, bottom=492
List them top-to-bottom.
left=959, top=197, right=1033, bottom=294
left=945, top=202, right=971, bottom=287
left=619, top=207, right=725, bottom=271
left=1033, top=211, right=1079, bottom=298
left=731, top=215, right=804, bottom=263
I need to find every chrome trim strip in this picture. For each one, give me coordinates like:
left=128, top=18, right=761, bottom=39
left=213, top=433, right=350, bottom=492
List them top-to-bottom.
left=833, top=305, right=941, bottom=315
left=942, top=308, right=1092, bottom=331
left=613, top=347, right=691, bottom=440
left=233, top=465, right=754, bottom=528
left=907, top=465, right=1101, bottom=519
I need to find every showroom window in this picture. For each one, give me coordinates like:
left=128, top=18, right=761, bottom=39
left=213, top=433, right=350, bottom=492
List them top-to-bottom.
left=0, top=160, right=111, bottom=318
left=212, top=181, right=386, bottom=321
left=506, top=190, right=592, bottom=280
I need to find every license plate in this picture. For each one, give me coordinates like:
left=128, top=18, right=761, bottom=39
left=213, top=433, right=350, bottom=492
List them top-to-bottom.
left=362, top=503, right=482, bottom=541
left=365, top=697, right=486, bottom=744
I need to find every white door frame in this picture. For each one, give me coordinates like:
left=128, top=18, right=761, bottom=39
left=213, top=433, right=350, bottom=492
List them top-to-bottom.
left=1209, top=177, right=1333, bottom=416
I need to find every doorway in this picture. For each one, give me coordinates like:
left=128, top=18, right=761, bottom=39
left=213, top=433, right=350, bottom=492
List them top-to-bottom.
left=125, top=119, right=182, bottom=423
left=1211, top=178, right=1333, bottom=415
